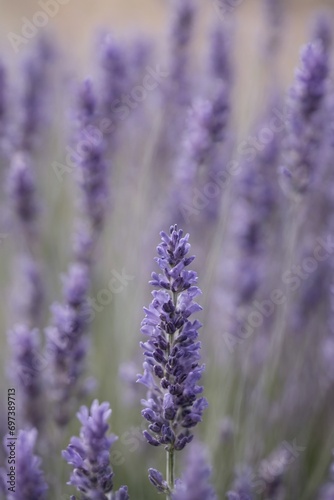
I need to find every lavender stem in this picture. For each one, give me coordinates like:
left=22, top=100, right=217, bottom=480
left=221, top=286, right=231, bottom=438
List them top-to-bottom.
left=166, top=446, right=175, bottom=500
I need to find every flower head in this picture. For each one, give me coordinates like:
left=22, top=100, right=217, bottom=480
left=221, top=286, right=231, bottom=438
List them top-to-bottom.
left=138, top=225, right=208, bottom=453
left=63, top=400, right=128, bottom=500
left=5, top=429, right=48, bottom=499
left=173, top=442, right=217, bottom=500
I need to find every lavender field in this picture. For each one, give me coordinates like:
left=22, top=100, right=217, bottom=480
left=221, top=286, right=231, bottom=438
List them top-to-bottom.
left=0, top=0, right=334, bottom=499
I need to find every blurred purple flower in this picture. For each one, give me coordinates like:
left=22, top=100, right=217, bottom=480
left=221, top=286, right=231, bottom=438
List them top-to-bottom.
left=281, top=40, right=329, bottom=193
left=75, top=79, right=108, bottom=238
left=45, top=262, right=90, bottom=426
left=7, top=324, right=45, bottom=429
left=62, top=400, right=128, bottom=500
left=5, top=428, right=48, bottom=499
left=173, top=442, right=217, bottom=500
left=227, top=465, right=254, bottom=500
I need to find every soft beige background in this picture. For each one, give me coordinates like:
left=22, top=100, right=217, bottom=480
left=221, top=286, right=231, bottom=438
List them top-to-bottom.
left=1, top=0, right=333, bottom=60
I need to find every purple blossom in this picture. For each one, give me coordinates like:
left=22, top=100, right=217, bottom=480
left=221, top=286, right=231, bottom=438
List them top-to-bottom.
left=167, top=0, right=196, bottom=106
left=312, top=12, right=332, bottom=54
left=209, top=21, right=233, bottom=85
left=99, top=33, right=128, bottom=120
left=17, top=37, right=53, bottom=154
left=281, top=40, right=329, bottom=193
left=75, top=79, right=108, bottom=238
left=171, top=97, right=226, bottom=223
left=7, top=152, right=38, bottom=244
left=7, top=153, right=44, bottom=326
left=138, top=225, right=208, bottom=492
left=45, top=262, right=91, bottom=426
left=7, top=324, right=45, bottom=429
left=62, top=400, right=128, bottom=500
left=4, top=428, right=48, bottom=499
left=173, top=442, right=217, bottom=500
left=227, top=465, right=254, bottom=500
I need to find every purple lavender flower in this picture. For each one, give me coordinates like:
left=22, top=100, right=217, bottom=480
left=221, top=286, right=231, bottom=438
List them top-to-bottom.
left=167, top=0, right=196, bottom=107
left=312, top=12, right=332, bottom=54
left=209, top=21, right=233, bottom=85
left=99, top=33, right=128, bottom=120
left=18, top=37, right=53, bottom=154
left=281, top=40, right=329, bottom=194
left=75, top=79, right=108, bottom=247
left=171, top=97, right=226, bottom=223
left=7, top=152, right=38, bottom=245
left=7, top=153, right=44, bottom=326
left=138, top=225, right=208, bottom=494
left=45, top=262, right=90, bottom=426
left=7, top=324, right=45, bottom=429
left=62, top=400, right=128, bottom=500
left=4, top=428, right=48, bottom=499
left=172, top=442, right=217, bottom=500
left=227, top=465, right=254, bottom=500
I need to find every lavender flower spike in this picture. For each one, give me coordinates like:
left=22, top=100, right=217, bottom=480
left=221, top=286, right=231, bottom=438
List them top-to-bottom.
left=281, top=39, right=329, bottom=194
left=138, top=225, right=208, bottom=496
left=7, top=324, right=45, bottom=429
left=62, top=400, right=128, bottom=500
left=5, top=428, right=48, bottom=499
left=173, top=442, right=217, bottom=500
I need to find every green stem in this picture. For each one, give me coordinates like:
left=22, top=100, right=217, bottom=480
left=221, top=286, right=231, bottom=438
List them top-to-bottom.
left=165, top=290, right=178, bottom=498
left=166, top=446, right=175, bottom=500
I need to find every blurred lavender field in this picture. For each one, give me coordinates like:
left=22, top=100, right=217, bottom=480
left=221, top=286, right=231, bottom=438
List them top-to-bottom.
left=1, top=0, right=334, bottom=499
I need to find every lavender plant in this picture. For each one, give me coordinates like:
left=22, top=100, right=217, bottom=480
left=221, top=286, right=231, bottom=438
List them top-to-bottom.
left=1, top=3, right=334, bottom=500
left=138, top=225, right=208, bottom=497
left=63, top=399, right=128, bottom=500
left=2, top=428, right=48, bottom=499
left=172, top=442, right=217, bottom=500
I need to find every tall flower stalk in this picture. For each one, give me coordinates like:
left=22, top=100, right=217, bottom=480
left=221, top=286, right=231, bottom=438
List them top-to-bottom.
left=46, top=78, right=109, bottom=425
left=138, top=225, right=208, bottom=498
left=62, top=400, right=128, bottom=500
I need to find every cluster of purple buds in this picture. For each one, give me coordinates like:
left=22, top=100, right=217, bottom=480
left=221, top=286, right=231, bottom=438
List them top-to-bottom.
left=282, top=38, right=329, bottom=194
left=75, top=79, right=108, bottom=246
left=138, top=225, right=208, bottom=454
left=45, top=262, right=90, bottom=426
left=7, top=325, right=45, bottom=429
left=62, top=400, right=128, bottom=500
left=2, top=429, right=48, bottom=499
left=172, top=442, right=217, bottom=500
left=226, top=465, right=254, bottom=500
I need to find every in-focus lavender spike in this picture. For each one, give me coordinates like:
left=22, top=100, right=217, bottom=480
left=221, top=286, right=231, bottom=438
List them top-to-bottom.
left=138, top=225, right=208, bottom=495
left=62, top=400, right=128, bottom=499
